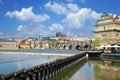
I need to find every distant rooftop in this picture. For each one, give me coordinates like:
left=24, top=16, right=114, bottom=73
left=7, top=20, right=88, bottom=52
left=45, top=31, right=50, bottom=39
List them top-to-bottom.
left=0, top=39, right=17, bottom=42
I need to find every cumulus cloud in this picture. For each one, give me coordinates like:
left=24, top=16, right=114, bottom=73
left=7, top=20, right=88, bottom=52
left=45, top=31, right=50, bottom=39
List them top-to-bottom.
left=44, top=1, right=67, bottom=15
left=44, top=1, right=101, bottom=33
left=44, top=2, right=80, bottom=14
left=66, top=3, right=79, bottom=13
left=5, top=7, right=50, bottom=22
left=63, top=8, right=101, bottom=29
left=89, top=11, right=101, bottom=20
left=49, top=23, right=64, bottom=32
left=15, top=24, right=55, bottom=37
left=16, top=25, right=40, bottom=37
left=17, top=25, right=28, bottom=31
left=66, top=31, right=73, bottom=36
left=0, top=32, right=3, bottom=35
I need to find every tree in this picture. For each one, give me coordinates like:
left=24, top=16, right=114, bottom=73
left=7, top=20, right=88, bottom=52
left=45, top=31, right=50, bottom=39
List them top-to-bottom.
left=93, top=37, right=101, bottom=47
left=66, top=39, right=70, bottom=44
left=39, top=41, right=43, bottom=48
left=49, top=41, right=55, bottom=48
left=51, top=41, right=55, bottom=48
left=56, top=41, right=60, bottom=46
left=56, top=41, right=60, bottom=48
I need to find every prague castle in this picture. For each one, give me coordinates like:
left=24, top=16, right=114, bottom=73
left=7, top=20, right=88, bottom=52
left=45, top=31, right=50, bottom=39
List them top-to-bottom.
left=95, top=13, right=120, bottom=45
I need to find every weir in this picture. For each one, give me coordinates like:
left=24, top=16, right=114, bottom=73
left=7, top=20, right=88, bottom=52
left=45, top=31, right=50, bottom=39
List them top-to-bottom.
left=0, top=51, right=102, bottom=80
left=85, top=51, right=102, bottom=57
left=0, top=52, right=86, bottom=80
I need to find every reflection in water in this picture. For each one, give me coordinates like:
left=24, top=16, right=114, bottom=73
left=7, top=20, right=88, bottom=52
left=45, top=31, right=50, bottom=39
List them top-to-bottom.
left=0, top=49, right=80, bottom=75
left=1, top=49, right=120, bottom=80
left=0, top=54, right=56, bottom=75
left=49, top=57, right=87, bottom=80
left=50, top=57, right=120, bottom=80
left=95, top=58, right=120, bottom=80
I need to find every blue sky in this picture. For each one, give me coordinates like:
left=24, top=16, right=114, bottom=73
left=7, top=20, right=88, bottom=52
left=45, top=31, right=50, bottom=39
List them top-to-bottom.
left=0, top=0, right=119, bottom=38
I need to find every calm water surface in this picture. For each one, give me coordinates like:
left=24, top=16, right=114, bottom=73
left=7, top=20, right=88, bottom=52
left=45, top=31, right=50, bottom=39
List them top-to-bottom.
left=0, top=49, right=80, bottom=75
left=0, top=49, right=120, bottom=80
left=0, top=54, right=57, bottom=75
left=50, top=57, right=120, bottom=80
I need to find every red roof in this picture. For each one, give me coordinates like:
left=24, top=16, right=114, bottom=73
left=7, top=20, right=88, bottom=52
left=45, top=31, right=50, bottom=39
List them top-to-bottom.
left=109, top=15, right=116, bottom=20
left=59, top=36, right=71, bottom=39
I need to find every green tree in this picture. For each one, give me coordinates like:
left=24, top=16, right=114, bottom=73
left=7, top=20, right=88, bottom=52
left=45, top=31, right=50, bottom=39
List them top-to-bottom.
left=93, top=37, right=101, bottom=47
left=66, top=39, right=70, bottom=44
left=39, top=41, right=43, bottom=48
left=49, top=41, right=55, bottom=48
left=51, top=41, right=55, bottom=48
left=56, top=41, right=60, bottom=46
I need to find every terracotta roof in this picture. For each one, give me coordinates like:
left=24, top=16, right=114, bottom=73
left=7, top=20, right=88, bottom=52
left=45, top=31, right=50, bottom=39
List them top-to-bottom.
left=59, top=36, right=71, bottom=39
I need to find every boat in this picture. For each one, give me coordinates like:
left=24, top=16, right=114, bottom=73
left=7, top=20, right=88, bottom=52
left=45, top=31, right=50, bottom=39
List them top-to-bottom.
left=101, top=50, right=120, bottom=59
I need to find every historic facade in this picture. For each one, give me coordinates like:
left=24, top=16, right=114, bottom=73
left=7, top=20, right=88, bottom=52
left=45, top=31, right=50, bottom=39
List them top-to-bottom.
left=95, top=13, right=120, bottom=45
left=0, top=39, right=18, bottom=50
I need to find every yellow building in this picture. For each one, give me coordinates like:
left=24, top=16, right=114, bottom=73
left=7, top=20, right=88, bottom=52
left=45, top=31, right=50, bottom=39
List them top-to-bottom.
left=95, top=13, right=120, bottom=45
left=19, top=44, right=31, bottom=49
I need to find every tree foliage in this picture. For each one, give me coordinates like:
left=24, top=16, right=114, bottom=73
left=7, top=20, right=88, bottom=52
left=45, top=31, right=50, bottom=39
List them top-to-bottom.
left=93, top=37, right=101, bottom=47
left=56, top=41, right=60, bottom=46
left=39, top=42, right=43, bottom=48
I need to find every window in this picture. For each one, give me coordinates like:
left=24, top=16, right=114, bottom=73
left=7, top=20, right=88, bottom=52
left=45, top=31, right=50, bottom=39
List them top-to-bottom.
left=104, top=26, right=106, bottom=31
left=102, top=34, right=106, bottom=40
left=116, top=34, right=119, bottom=37
left=116, top=34, right=119, bottom=40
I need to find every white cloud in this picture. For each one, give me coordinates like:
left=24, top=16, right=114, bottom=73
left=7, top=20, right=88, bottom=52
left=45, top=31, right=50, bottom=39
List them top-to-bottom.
left=44, top=1, right=67, bottom=15
left=44, top=2, right=80, bottom=14
left=66, top=3, right=80, bottom=13
left=5, top=7, right=50, bottom=22
left=63, top=8, right=101, bottom=29
left=90, top=11, right=101, bottom=20
left=49, top=23, right=64, bottom=32
left=15, top=24, right=55, bottom=37
left=16, top=25, right=41, bottom=37
left=17, top=25, right=28, bottom=31
left=66, top=31, right=73, bottom=36
left=0, top=32, right=3, bottom=35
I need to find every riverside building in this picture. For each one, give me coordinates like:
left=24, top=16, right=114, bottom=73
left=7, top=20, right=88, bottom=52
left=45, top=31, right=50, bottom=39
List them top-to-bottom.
left=95, top=13, right=120, bottom=45
left=0, top=39, right=18, bottom=50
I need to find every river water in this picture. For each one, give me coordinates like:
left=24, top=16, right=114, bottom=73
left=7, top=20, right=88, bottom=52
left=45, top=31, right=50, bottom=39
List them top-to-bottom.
left=0, top=49, right=120, bottom=80
left=0, top=49, right=80, bottom=75
left=50, top=57, right=120, bottom=80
